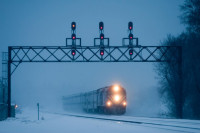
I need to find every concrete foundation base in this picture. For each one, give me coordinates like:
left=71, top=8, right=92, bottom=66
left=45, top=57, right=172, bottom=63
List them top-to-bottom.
left=0, top=103, right=8, bottom=120
left=0, top=104, right=15, bottom=120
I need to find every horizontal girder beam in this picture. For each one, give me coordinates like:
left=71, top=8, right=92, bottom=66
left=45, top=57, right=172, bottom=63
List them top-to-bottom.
left=9, top=46, right=181, bottom=63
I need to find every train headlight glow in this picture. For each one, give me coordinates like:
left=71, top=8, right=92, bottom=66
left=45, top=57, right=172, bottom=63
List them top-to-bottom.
left=113, top=85, right=119, bottom=92
left=114, top=95, right=120, bottom=102
left=107, top=101, right=112, bottom=106
left=123, top=101, right=127, bottom=106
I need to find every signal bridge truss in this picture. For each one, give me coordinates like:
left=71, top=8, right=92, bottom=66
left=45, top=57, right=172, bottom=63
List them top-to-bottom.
left=9, top=45, right=181, bottom=74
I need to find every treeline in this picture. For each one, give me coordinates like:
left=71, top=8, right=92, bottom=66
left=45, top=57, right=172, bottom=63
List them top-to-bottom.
left=156, top=0, right=200, bottom=119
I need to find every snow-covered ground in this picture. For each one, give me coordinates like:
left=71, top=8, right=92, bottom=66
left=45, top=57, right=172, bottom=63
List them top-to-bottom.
left=0, top=108, right=200, bottom=133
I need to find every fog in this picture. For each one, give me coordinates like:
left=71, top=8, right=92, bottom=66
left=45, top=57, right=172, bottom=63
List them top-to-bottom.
left=0, top=0, right=184, bottom=117
left=12, top=62, right=160, bottom=116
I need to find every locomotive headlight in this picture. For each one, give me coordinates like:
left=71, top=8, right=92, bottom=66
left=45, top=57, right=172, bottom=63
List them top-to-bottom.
left=113, top=85, right=119, bottom=92
left=114, top=95, right=120, bottom=102
left=107, top=101, right=112, bottom=106
left=123, top=101, right=127, bottom=106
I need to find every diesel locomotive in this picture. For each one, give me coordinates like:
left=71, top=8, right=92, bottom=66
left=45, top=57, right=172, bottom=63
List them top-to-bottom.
left=63, top=84, right=127, bottom=114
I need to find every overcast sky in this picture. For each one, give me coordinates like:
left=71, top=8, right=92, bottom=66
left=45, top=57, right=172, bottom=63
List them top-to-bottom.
left=0, top=0, right=185, bottom=116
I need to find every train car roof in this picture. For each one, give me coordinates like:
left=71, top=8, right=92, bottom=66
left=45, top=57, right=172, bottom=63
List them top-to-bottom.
left=63, top=85, right=125, bottom=98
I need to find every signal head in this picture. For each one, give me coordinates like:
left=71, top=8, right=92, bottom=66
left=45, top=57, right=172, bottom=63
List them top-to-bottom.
left=128, top=21, right=133, bottom=30
left=71, top=22, right=76, bottom=30
left=99, top=22, right=104, bottom=30
left=72, top=33, right=76, bottom=40
left=100, top=33, right=104, bottom=40
left=129, top=33, right=133, bottom=40
left=71, top=49, right=76, bottom=56
left=100, top=49, right=104, bottom=56
left=129, top=49, right=133, bottom=55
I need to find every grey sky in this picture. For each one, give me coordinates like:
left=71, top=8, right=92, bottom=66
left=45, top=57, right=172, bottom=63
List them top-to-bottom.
left=0, top=0, right=185, bottom=116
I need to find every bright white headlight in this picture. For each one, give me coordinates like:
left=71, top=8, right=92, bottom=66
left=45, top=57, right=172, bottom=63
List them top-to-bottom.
left=113, top=85, right=119, bottom=92
left=114, top=95, right=120, bottom=102
left=107, top=101, right=112, bottom=106
left=123, top=101, right=127, bottom=106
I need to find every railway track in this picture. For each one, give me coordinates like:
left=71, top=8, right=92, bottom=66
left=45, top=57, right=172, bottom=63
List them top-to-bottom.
left=46, top=111, right=200, bottom=133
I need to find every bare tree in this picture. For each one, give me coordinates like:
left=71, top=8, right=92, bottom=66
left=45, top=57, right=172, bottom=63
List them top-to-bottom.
left=156, top=0, right=200, bottom=119
left=180, top=0, right=200, bottom=33
left=156, top=35, right=186, bottom=118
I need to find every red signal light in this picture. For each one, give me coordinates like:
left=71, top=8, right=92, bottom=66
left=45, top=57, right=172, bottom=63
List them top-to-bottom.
left=99, top=22, right=104, bottom=30
left=128, top=22, right=133, bottom=30
left=72, top=33, right=76, bottom=40
left=100, top=33, right=104, bottom=40
left=129, top=33, right=133, bottom=40
left=71, top=49, right=76, bottom=56
left=100, top=49, right=104, bottom=56
left=129, top=49, right=133, bottom=55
